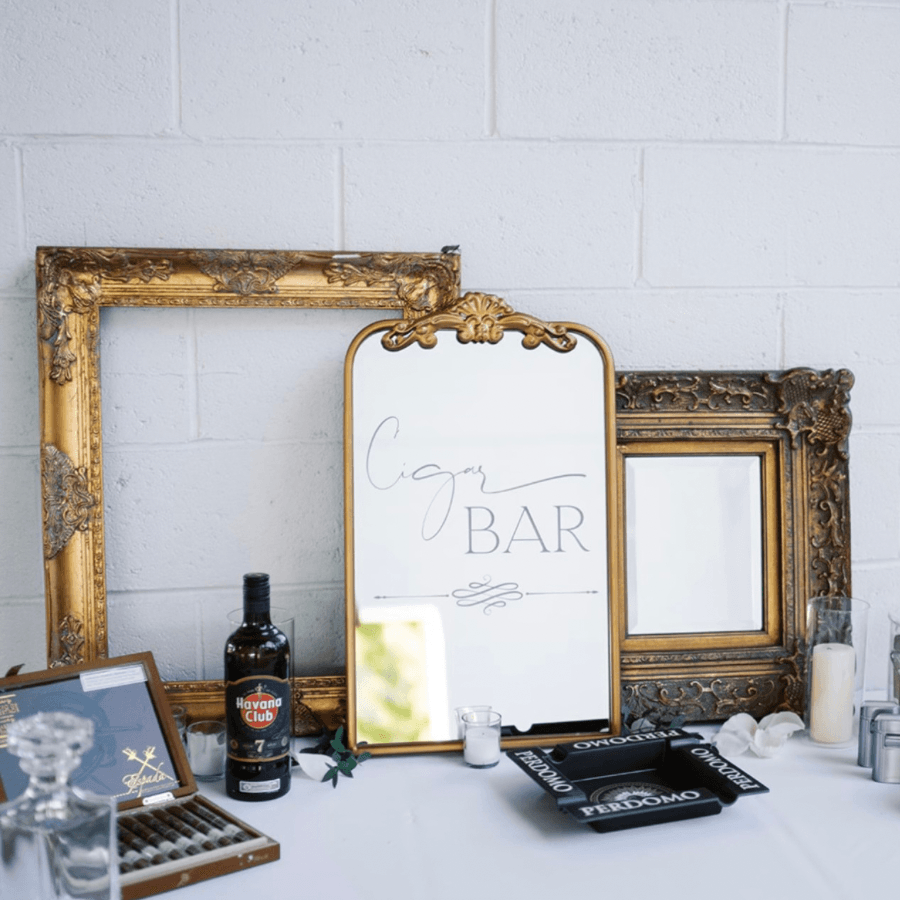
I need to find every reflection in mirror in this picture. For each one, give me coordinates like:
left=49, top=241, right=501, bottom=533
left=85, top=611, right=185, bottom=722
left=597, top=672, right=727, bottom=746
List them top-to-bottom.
left=345, top=295, right=620, bottom=753
left=625, top=454, right=763, bottom=636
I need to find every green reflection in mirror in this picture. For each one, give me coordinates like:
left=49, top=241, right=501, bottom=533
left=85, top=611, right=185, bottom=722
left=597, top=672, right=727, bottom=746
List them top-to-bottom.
left=356, top=621, right=431, bottom=744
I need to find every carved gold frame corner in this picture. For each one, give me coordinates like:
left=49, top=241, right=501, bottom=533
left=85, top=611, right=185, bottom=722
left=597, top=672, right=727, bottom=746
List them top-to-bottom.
left=37, top=246, right=460, bottom=733
left=615, top=368, right=853, bottom=723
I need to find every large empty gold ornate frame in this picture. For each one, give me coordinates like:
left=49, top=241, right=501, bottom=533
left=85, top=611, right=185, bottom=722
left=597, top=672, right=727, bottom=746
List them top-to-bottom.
left=37, top=246, right=461, bottom=732
left=615, top=368, right=853, bottom=723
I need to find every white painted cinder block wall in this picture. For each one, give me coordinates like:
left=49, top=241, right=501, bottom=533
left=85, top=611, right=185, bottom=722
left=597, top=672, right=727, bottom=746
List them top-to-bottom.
left=1, top=1, right=898, bottom=692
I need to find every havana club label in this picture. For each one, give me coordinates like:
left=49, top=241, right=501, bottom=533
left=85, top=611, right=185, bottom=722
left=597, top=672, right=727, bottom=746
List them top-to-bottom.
left=225, top=675, right=291, bottom=763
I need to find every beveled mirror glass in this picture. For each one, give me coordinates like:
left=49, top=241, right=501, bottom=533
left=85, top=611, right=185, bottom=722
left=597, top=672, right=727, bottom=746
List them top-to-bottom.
left=37, top=247, right=460, bottom=732
left=345, top=294, right=620, bottom=753
left=615, top=369, right=853, bottom=724
left=626, top=452, right=764, bottom=636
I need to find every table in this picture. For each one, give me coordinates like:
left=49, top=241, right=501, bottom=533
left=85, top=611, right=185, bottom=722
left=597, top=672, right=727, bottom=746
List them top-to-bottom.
left=171, top=728, right=898, bottom=900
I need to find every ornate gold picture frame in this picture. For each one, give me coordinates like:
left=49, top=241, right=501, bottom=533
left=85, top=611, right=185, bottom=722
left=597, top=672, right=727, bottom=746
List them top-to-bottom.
left=37, top=246, right=461, bottom=733
left=615, top=368, right=853, bottom=723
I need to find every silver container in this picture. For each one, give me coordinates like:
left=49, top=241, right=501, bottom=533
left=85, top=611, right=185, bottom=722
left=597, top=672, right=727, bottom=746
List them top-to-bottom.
left=858, top=701, right=900, bottom=767
left=872, top=714, right=900, bottom=783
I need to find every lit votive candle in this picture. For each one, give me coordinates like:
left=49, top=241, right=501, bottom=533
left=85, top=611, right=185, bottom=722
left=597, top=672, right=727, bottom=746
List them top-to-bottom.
left=809, top=642, right=856, bottom=744
left=462, top=711, right=501, bottom=768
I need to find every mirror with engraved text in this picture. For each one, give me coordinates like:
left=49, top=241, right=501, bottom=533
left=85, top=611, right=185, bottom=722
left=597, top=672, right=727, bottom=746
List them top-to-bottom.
left=344, top=294, right=620, bottom=754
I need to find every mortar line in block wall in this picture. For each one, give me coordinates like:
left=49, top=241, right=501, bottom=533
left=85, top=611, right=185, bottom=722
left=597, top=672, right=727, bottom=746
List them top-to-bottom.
left=170, top=0, right=183, bottom=131
left=484, top=0, right=497, bottom=138
left=778, top=0, right=789, bottom=142
left=4, top=135, right=900, bottom=153
left=13, top=144, right=26, bottom=255
left=334, top=146, right=346, bottom=250
left=633, top=147, right=646, bottom=287
left=468, top=285, right=900, bottom=296
left=776, top=291, right=787, bottom=368
left=186, top=308, right=200, bottom=441
left=853, top=425, right=900, bottom=436
left=103, top=437, right=343, bottom=452
left=0, top=446, right=40, bottom=458
left=854, top=559, right=900, bottom=573
left=106, top=580, right=346, bottom=597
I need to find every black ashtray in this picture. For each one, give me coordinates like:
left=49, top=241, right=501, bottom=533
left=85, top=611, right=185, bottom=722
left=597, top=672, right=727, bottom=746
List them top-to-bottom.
left=507, top=728, right=768, bottom=832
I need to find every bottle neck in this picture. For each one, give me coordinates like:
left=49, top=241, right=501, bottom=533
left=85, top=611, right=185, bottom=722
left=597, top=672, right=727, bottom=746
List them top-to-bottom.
left=242, top=600, right=272, bottom=627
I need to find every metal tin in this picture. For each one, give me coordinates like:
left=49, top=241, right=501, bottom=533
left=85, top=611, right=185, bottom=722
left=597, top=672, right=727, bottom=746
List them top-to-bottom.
left=858, top=702, right=900, bottom=767
left=872, top=714, right=900, bottom=783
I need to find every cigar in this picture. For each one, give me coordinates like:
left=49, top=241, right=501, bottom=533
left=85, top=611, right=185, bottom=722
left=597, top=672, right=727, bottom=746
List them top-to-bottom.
left=184, top=799, right=251, bottom=843
left=168, top=804, right=234, bottom=847
left=150, top=808, right=216, bottom=853
left=135, top=811, right=202, bottom=857
left=121, top=817, right=185, bottom=861
left=118, top=821, right=167, bottom=865
left=119, top=839, right=150, bottom=872
left=117, top=840, right=150, bottom=874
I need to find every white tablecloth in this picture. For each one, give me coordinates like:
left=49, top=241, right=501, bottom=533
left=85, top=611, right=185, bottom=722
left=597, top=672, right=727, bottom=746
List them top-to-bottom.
left=170, top=729, right=897, bottom=900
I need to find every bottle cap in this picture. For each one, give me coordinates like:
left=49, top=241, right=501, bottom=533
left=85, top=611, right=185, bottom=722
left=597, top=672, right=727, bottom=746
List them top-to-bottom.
left=243, top=572, right=270, bottom=613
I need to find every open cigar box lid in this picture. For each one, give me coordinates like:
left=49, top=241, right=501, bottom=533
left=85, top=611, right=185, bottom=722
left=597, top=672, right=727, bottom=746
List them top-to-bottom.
left=0, top=651, right=196, bottom=808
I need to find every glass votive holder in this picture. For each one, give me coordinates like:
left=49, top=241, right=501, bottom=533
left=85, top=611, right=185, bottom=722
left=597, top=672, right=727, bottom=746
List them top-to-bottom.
left=805, top=596, right=870, bottom=747
left=888, top=611, right=900, bottom=701
left=169, top=704, right=187, bottom=743
left=454, top=705, right=492, bottom=740
left=462, top=710, right=502, bottom=768
left=186, top=720, right=226, bottom=782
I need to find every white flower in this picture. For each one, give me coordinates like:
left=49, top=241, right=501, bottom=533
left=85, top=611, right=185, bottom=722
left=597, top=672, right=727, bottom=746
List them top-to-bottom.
left=712, top=711, right=804, bottom=758
left=292, top=750, right=334, bottom=780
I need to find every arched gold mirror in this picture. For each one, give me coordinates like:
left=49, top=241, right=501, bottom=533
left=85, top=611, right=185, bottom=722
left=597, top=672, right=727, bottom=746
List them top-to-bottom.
left=344, top=294, right=620, bottom=754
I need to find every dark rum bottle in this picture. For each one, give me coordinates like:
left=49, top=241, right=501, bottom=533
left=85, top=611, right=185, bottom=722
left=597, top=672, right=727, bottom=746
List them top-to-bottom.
left=225, top=572, right=292, bottom=801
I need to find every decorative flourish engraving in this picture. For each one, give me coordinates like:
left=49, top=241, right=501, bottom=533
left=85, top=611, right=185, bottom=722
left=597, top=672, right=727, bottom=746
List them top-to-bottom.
left=37, top=248, right=174, bottom=384
left=191, top=250, right=303, bottom=295
left=325, top=252, right=460, bottom=318
left=382, top=292, right=577, bottom=352
left=768, top=368, right=853, bottom=455
left=769, top=368, right=853, bottom=599
left=616, top=372, right=774, bottom=412
left=41, top=444, right=97, bottom=559
left=451, top=578, right=523, bottom=614
left=51, top=615, right=86, bottom=667
left=776, top=639, right=804, bottom=715
left=295, top=677, right=347, bottom=736
left=622, top=677, right=780, bottom=723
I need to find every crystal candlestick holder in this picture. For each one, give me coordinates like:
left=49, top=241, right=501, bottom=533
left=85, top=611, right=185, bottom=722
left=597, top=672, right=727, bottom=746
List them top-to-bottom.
left=0, top=711, right=119, bottom=899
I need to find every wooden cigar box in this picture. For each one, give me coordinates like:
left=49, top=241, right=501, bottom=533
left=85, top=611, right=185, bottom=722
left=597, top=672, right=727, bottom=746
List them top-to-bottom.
left=0, top=651, right=280, bottom=898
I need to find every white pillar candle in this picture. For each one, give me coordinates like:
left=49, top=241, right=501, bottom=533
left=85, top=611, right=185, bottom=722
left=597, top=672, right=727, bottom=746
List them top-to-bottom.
left=809, top=642, right=856, bottom=744
left=464, top=726, right=501, bottom=767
